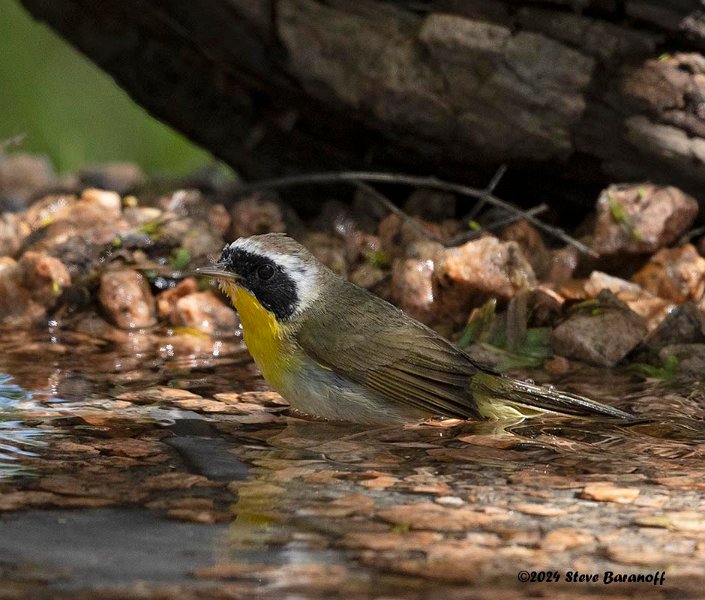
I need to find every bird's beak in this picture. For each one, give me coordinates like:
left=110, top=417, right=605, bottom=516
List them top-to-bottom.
left=192, top=264, right=240, bottom=281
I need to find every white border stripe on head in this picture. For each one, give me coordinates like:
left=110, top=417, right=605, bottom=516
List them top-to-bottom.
left=228, top=238, right=319, bottom=315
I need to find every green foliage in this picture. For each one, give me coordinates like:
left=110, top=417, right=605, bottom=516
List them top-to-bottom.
left=0, top=0, right=213, bottom=174
left=607, top=192, right=641, bottom=241
left=170, top=248, right=192, bottom=271
left=365, top=250, right=390, bottom=269
left=457, top=299, right=497, bottom=348
left=457, top=299, right=553, bottom=370
left=626, top=355, right=679, bottom=380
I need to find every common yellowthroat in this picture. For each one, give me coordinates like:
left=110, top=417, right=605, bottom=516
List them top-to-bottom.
left=197, top=234, right=632, bottom=424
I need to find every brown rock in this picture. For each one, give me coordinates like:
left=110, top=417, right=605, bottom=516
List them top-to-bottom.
left=0, top=152, right=57, bottom=210
left=78, top=162, right=145, bottom=194
left=592, top=183, right=698, bottom=255
left=79, top=188, right=122, bottom=221
left=230, top=192, right=287, bottom=238
left=22, top=193, right=77, bottom=230
left=207, top=203, right=231, bottom=236
left=122, top=206, right=162, bottom=228
left=0, top=213, right=28, bottom=257
left=378, top=213, right=449, bottom=260
left=159, top=217, right=224, bottom=260
left=500, top=219, right=550, bottom=278
left=302, top=232, right=347, bottom=275
left=433, top=236, right=536, bottom=324
left=632, top=244, right=705, bottom=303
left=546, top=246, right=579, bottom=284
left=18, top=251, right=71, bottom=306
left=0, top=254, right=66, bottom=327
left=391, top=257, right=436, bottom=323
left=348, top=263, right=385, bottom=290
left=98, top=269, right=156, bottom=329
left=585, top=271, right=673, bottom=331
left=156, top=278, right=199, bottom=319
left=529, top=286, right=565, bottom=327
left=550, top=290, right=648, bottom=366
left=170, top=291, right=237, bottom=336
left=640, top=303, right=705, bottom=356
left=70, top=313, right=130, bottom=344
left=658, top=344, right=705, bottom=376
left=580, top=482, right=640, bottom=504
left=377, top=501, right=509, bottom=532
left=514, top=503, right=566, bottom=516
left=637, top=511, right=705, bottom=532
left=542, top=528, right=594, bottom=551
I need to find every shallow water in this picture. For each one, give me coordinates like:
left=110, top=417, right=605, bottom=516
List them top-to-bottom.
left=1, top=329, right=705, bottom=599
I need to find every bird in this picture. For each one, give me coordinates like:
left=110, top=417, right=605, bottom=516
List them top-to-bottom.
left=196, top=233, right=633, bottom=425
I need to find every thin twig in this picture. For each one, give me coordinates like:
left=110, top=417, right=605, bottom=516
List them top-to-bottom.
left=464, top=164, right=507, bottom=222
left=228, top=171, right=597, bottom=256
left=353, top=181, right=444, bottom=244
left=447, top=203, right=548, bottom=247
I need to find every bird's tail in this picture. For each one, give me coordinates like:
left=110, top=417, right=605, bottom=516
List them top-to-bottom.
left=469, top=371, right=634, bottom=421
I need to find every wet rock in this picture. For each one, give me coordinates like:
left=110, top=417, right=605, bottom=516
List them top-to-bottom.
left=0, top=152, right=57, bottom=211
left=78, top=162, right=145, bottom=195
left=591, top=183, right=698, bottom=256
left=79, top=188, right=122, bottom=221
left=23, top=190, right=128, bottom=265
left=230, top=192, right=287, bottom=238
left=22, top=193, right=77, bottom=230
left=122, top=206, right=162, bottom=228
left=0, top=212, right=28, bottom=257
left=159, top=217, right=224, bottom=259
left=500, top=220, right=550, bottom=278
left=302, top=232, right=347, bottom=275
left=433, top=237, right=536, bottom=325
left=390, top=241, right=444, bottom=324
left=632, top=244, right=705, bottom=304
left=545, top=246, right=579, bottom=284
left=18, top=251, right=71, bottom=306
left=0, top=259, right=43, bottom=327
left=391, top=259, right=435, bottom=324
left=98, top=269, right=156, bottom=329
left=585, top=271, right=672, bottom=331
left=156, top=278, right=199, bottom=319
left=550, top=290, right=648, bottom=366
left=169, top=291, right=238, bottom=336
left=638, top=303, right=705, bottom=357
left=70, top=313, right=130, bottom=344
left=159, top=332, right=240, bottom=358
left=658, top=344, right=705, bottom=377
left=580, top=482, right=640, bottom=504
left=377, top=501, right=509, bottom=532
left=637, top=511, right=705, bottom=533
left=541, top=528, right=594, bottom=551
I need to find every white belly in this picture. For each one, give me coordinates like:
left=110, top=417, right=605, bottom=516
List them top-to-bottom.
left=274, top=357, right=428, bottom=425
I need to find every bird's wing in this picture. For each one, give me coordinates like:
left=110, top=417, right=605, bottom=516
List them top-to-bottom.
left=295, top=282, right=635, bottom=422
left=295, top=283, right=481, bottom=418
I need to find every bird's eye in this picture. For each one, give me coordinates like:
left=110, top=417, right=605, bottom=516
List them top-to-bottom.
left=257, top=264, right=275, bottom=280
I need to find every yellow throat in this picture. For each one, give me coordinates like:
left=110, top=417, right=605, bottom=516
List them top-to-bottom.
left=219, top=281, right=292, bottom=386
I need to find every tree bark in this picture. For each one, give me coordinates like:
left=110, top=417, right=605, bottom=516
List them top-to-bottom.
left=19, top=0, right=705, bottom=206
